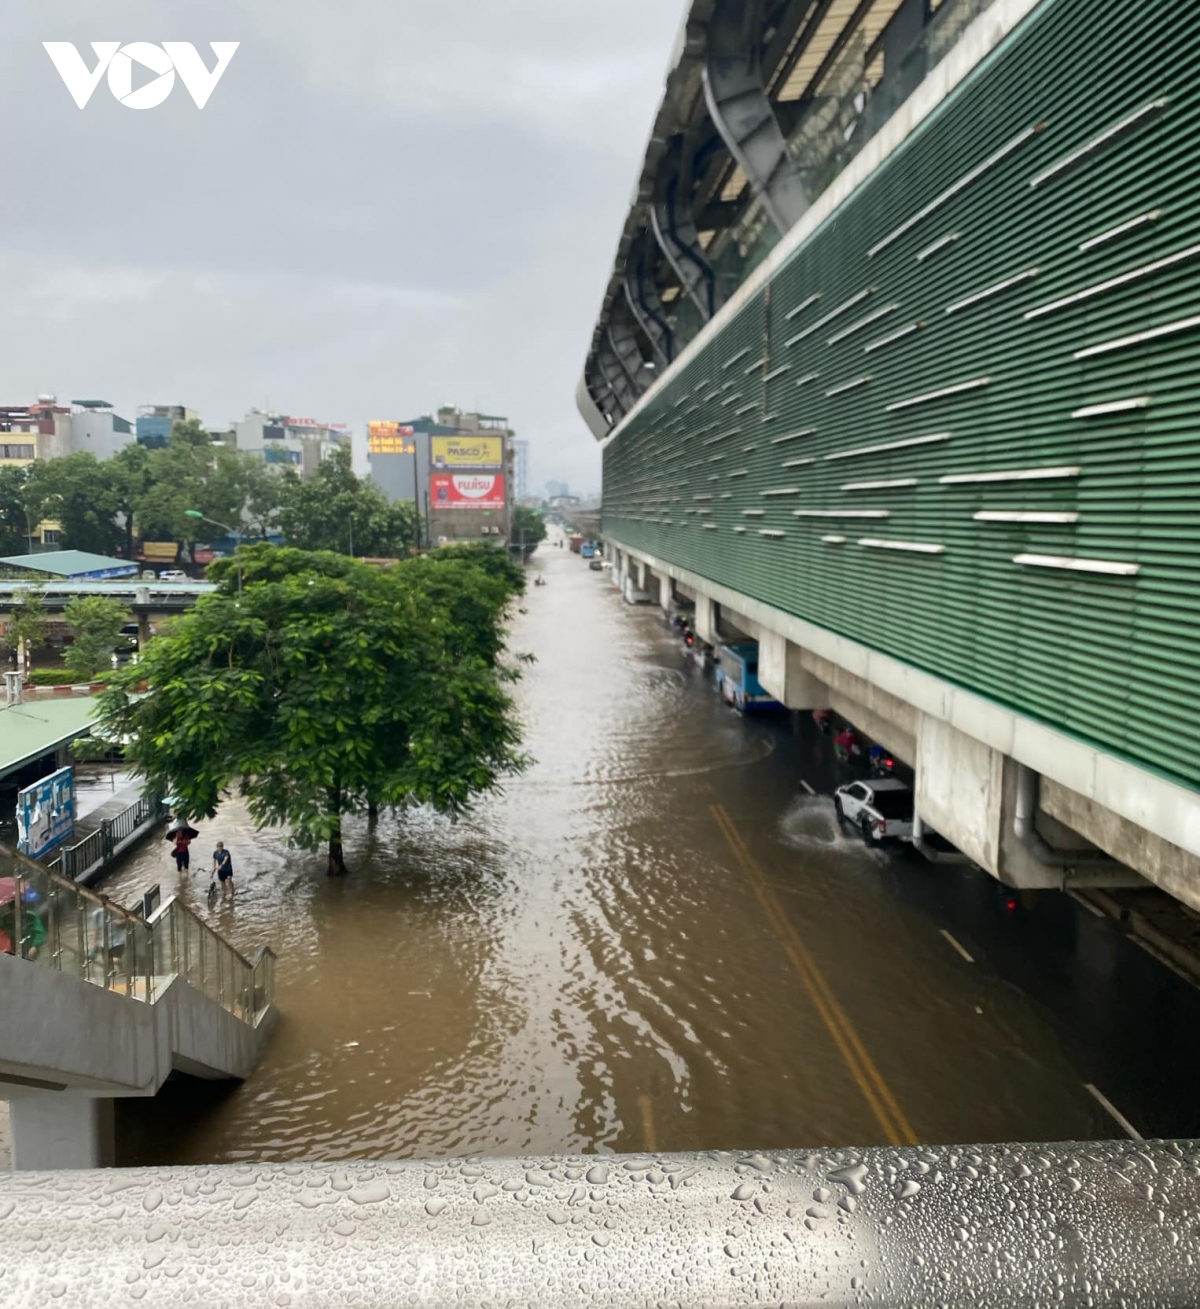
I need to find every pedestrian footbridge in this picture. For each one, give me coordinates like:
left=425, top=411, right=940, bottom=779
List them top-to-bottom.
left=0, top=843, right=276, bottom=1170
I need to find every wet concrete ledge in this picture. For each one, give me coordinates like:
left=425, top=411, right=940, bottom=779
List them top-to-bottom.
left=2, top=1142, right=1198, bottom=1304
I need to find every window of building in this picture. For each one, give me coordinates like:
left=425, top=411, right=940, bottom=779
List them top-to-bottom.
left=0, top=443, right=35, bottom=460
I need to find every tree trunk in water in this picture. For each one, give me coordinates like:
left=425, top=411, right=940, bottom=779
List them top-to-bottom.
left=327, top=788, right=348, bottom=876
left=367, top=800, right=379, bottom=826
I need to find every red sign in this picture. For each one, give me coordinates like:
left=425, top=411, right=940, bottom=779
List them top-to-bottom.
left=430, top=473, right=506, bottom=509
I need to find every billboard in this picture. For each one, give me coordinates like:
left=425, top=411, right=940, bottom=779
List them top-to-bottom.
left=367, top=421, right=416, bottom=455
left=431, top=436, right=503, bottom=469
left=430, top=473, right=506, bottom=509
left=140, top=541, right=178, bottom=562
left=17, top=766, right=75, bottom=859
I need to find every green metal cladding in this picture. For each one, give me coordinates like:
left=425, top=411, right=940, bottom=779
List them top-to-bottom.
left=602, top=0, right=1200, bottom=793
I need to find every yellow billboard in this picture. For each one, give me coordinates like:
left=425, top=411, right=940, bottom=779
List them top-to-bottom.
left=367, top=421, right=415, bottom=455
left=431, top=435, right=503, bottom=469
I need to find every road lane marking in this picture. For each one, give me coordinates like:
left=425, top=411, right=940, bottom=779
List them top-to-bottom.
left=799, top=779, right=816, bottom=795
left=710, top=802, right=917, bottom=1146
left=939, top=929, right=975, bottom=963
left=1084, top=1083, right=1143, bottom=1140
left=638, top=1094, right=657, bottom=1152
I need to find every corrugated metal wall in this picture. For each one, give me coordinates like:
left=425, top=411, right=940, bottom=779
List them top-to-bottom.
left=602, top=0, right=1200, bottom=791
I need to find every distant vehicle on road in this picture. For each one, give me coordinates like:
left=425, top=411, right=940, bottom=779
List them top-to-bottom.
left=580, top=541, right=597, bottom=559
left=589, top=558, right=603, bottom=571
left=159, top=569, right=188, bottom=582
left=717, top=643, right=780, bottom=713
left=833, top=779, right=914, bottom=846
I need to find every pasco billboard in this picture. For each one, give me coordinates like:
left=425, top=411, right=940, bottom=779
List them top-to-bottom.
left=431, top=436, right=503, bottom=469
left=430, top=473, right=506, bottom=509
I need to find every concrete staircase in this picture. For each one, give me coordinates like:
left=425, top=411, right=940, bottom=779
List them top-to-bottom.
left=0, top=843, right=276, bottom=1169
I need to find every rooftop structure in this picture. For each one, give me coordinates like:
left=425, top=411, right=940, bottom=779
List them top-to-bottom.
left=0, top=551, right=140, bottom=581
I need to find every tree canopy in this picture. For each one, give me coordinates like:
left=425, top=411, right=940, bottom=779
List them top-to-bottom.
left=0, top=431, right=421, bottom=569
left=278, top=445, right=416, bottom=557
left=98, top=547, right=528, bottom=874
left=61, top=596, right=128, bottom=680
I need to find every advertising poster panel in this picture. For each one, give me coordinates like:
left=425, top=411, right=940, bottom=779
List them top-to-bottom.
left=367, top=422, right=416, bottom=455
left=431, top=436, right=503, bottom=468
left=430, top=473, right=506, bottom=509
left=17, top=766, right=75, bottom=859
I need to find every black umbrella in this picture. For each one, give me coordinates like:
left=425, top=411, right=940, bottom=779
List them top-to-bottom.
left=164, top=820, right=200, bottom=840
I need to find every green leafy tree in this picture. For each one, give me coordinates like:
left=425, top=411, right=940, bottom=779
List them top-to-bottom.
left=108, top=444, right=155, bottom=560
left=278, top=446, right=416, bottom=557
left=25, top=453, right=123, bottom=556
left=238, top=458, right=288, bottom=539
left=0, top=465, right=33, bottom=557
left=509, top=506, right=546, bottom=559
left=428, top=540, right=526, bottom=594
left=100, top=550, right=527, bottom=876
left=2, top=588, right=48, bottom=673
left=62, top=595, right=128, bottom=679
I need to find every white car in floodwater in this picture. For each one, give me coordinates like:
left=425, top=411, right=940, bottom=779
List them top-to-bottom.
left=833, top=778, right=914, bottom=846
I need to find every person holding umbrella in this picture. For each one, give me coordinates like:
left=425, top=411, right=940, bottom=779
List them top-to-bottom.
left=165, top=818, right=200, bottom=874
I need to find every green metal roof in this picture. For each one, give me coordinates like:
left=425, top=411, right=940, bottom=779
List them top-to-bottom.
left=0, top=551, right=139, bottom=578
left=0, top=698, right=98, bottom=781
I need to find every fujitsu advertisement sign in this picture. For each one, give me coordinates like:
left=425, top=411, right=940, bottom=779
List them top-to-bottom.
left=431, top=473, right=506, bottom=509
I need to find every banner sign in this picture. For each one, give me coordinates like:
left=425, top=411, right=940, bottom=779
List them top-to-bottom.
left=367, top=421, right=416, bottom=455
left=431, top=436, right=503, bottom=468
left=430, top=473, right=506, bottom=509
left=140, top=541, right=178, bottom=562
left=17, top=766, right=75, bottom=859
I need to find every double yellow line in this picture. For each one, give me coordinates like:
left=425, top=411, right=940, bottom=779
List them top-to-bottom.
left=710, top=802, right=917, bottom=1146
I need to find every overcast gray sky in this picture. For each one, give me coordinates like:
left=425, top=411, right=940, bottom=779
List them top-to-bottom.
left=1, top=1, right=685, bottom=495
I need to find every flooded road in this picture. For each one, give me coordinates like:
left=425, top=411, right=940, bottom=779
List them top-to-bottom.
left=104, top=537, right=1200, bottom=1164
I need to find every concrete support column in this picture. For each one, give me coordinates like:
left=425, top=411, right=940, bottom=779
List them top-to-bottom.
left=658, top=572, right=673, bottom=614
left=694, top=595, right=719, bottom=646
left=756, top=632, right=830, bottom=709
left=9, top=1094, right=115, bottom=1171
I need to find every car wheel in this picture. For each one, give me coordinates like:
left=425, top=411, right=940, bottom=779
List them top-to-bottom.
left=833, top=797, right=845, bottom=825
left=860, top=816, right=878, bottom=847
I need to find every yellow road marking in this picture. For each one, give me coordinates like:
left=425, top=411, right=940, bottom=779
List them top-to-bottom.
left=711, top=802, right=917, bottom=1146
left=638, top=1093, right=657, bottom=1152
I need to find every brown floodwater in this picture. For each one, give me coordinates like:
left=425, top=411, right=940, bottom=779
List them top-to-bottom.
left=102, top=532, right=1195, bottom=1166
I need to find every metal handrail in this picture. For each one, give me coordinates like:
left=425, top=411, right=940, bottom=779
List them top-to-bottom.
left=0, top=839, right=274, bottom=1024
left=1, top=1141, right=1196, bottom=1303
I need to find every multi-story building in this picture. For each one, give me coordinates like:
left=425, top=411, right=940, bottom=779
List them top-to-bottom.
left=0, top=397, right=134, bottom=467
left=68, top=400, right=135, bottom=460
left=136, top=404, right=198, bottom=449
left=368, top=408, right=513, bottom=546
left=233, top=410, right=350, bottom=480
left=510, top=437, right=530, bottom=503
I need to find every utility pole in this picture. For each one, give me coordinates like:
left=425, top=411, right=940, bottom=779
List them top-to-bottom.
left=411, top=442, right=421, bottom=554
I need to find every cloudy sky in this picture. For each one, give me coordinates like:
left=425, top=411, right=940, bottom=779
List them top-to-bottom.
left=1, top=0, right=685, bottom=495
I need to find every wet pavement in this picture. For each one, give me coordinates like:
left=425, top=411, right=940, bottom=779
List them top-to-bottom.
left=102, top=534, right=1200, bottom=1165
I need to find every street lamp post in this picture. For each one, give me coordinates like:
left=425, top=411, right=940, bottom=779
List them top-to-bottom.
left=184, top=511, right=242, bottom=594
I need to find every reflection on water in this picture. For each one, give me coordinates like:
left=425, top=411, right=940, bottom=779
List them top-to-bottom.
left=107, top=543, right=1125, bottom=1166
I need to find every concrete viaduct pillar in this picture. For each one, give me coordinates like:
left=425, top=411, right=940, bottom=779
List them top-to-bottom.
left=9, top=1093, right=115, bottom=1171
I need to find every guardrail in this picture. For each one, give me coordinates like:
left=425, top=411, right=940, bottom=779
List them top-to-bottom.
left=46, top=793, right=160, bottom=881
left=0, top=840, right=274, bottom=1025
left=1, top=1141, right=1196, bottom=1303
